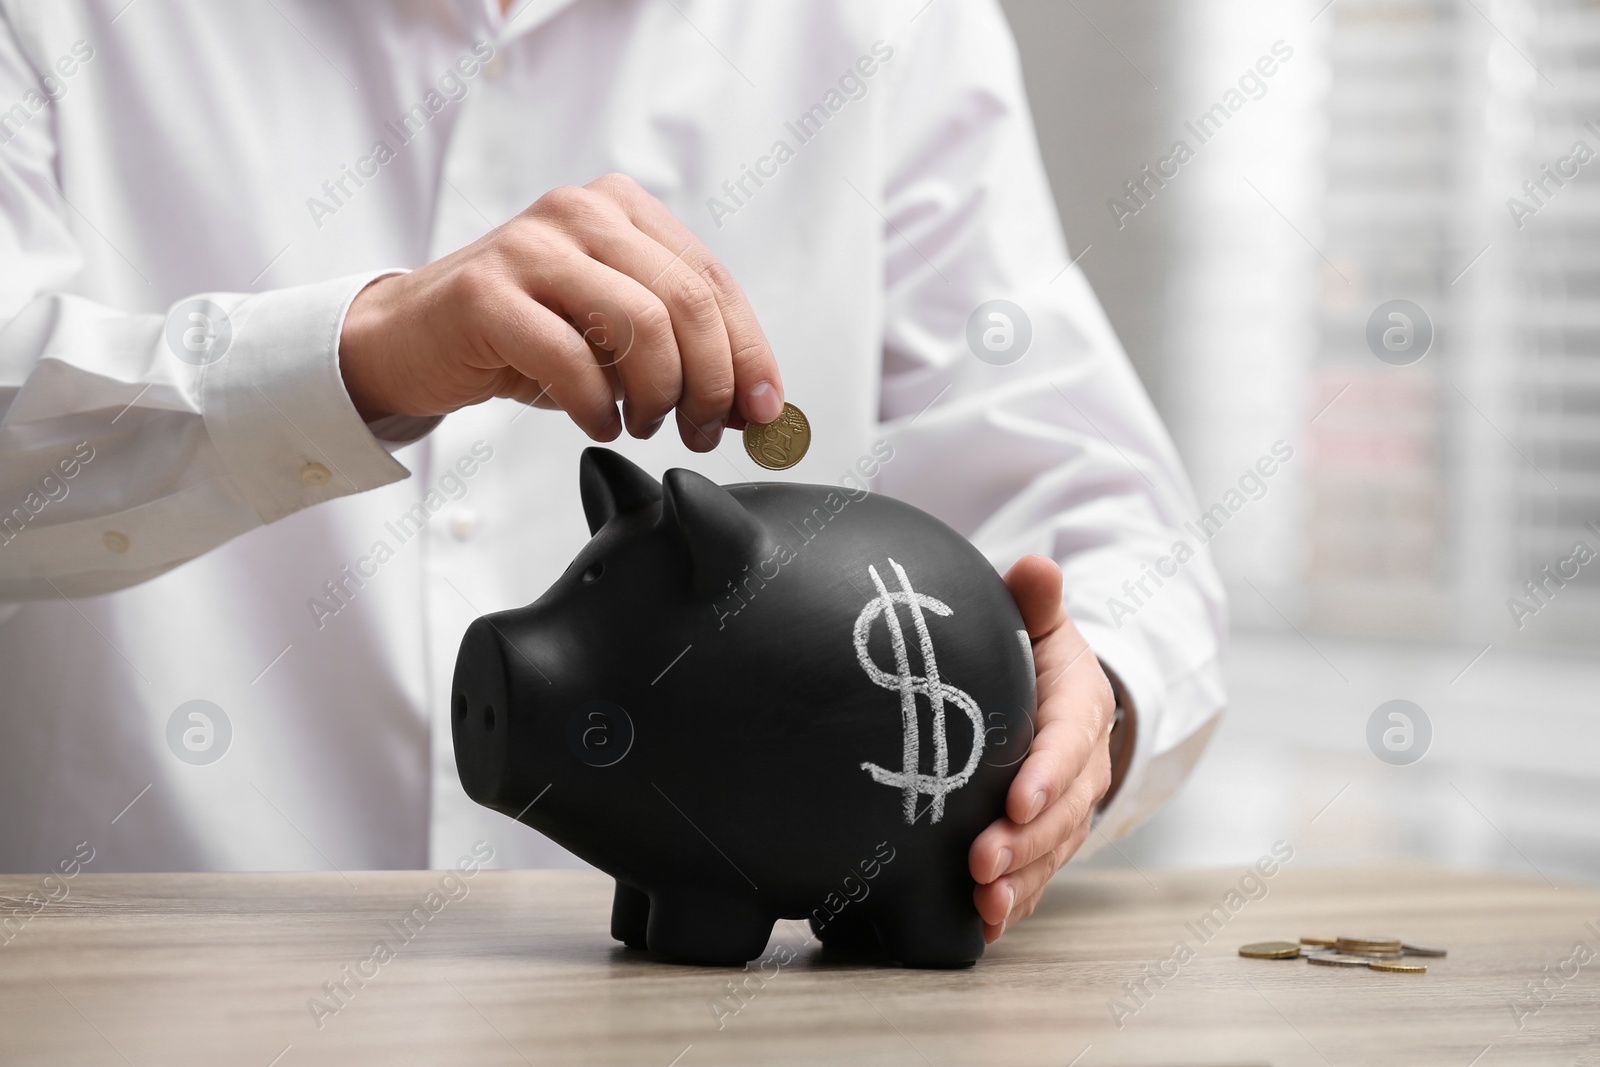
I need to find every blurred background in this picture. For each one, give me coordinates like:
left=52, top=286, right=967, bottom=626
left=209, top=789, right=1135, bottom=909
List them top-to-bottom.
left=1000, top=0, right=1600, bottom=885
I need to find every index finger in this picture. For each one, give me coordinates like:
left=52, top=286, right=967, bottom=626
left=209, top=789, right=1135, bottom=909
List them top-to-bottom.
left=588, top=174, right=785, bottom=429
left=1009, top=676, right=1107, bottom=823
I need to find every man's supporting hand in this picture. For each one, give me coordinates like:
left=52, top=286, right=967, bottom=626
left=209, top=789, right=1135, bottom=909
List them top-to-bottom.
left=339, top=173, right=785, bottom=451
left=970, top=554, right=1117, bottom=943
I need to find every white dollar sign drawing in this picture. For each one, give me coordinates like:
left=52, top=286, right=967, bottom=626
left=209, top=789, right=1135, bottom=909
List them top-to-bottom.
left=854, top=558, right=985, bottom=824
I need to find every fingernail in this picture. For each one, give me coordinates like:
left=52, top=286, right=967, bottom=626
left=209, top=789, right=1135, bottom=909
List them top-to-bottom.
left=746, top=380, right=782, bottom=424
left=643, top=415, right=665, bottom=439
left=696, top=421, right=724, bottom=449
left=1025, top=790, right=1048, bottom=823
left=991, top=847, right=1011, bottom=882
left=1006, top=882, right=1017, bottom=914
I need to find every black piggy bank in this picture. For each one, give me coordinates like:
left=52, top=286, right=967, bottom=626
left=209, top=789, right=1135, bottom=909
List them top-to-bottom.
left=451, top=448, right=1036, bottom=967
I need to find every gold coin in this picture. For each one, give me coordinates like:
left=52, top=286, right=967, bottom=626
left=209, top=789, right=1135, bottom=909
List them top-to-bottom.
left=743, top=402, right=811, bottom=471
left=1300, top=935, right=1337, bottom=947
left=1336, top=936, right=1402, bottom=954
left=1239, top=941, right=1301, bottom=959
left=1402, top=943, right=1448, bottom=958
left=1307, top=954, right=1373, bottom=967
left=1369, top=960, right=1428, bottom=974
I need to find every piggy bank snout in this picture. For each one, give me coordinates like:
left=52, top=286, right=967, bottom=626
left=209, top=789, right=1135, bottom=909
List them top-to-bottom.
left=452, top=618, right=517, bottom=812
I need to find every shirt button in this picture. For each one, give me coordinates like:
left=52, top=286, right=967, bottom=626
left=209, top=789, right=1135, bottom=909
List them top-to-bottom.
left=301, top=462, right=333, bottom=487
left=450, top=509, right=480, bottom=541
left=103, top=531, right=130, bottom=553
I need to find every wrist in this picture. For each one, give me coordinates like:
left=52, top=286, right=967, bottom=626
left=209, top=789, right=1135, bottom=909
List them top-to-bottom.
left=338, top=275, right=401, bottom=422
left=1097, top=666, right=1136, bottom=813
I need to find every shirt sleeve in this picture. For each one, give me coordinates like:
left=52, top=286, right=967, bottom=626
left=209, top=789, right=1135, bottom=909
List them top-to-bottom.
left=869, top=0, right=1228, bottom=849
left=0, top=18, right=428, bottom=601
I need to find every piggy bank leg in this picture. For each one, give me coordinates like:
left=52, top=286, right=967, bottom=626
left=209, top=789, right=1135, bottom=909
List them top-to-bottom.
left=610, top=881, right=651, bottom=949
left=871, top=888, right=985, bottom=969
left=646, top=889, right=774, bottom=966
left=809, top=910, right=881, bottom=952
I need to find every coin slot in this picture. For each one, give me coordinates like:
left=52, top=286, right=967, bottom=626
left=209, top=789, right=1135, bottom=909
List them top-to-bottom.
left=454, top=694, right=467, bottom=723
left=483, top=704, right=496, bottom=732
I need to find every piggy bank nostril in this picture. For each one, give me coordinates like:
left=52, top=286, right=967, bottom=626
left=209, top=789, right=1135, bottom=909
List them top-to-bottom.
left=582, top=561, right=604, bottom=583
left=483, top=704, right=496, bottom=732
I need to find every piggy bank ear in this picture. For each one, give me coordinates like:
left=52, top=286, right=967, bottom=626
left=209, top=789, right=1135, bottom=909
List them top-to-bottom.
left=580, top=448, right=663, bottom=534
left=660, top=468, right=771, bottom=598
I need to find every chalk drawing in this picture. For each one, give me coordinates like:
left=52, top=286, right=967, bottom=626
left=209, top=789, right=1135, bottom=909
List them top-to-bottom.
left=853, top=558, right=985, bottom=824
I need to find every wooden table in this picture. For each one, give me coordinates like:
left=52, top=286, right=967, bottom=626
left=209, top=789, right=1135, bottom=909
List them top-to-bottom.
left=1, top=864, right=1595, bottom=1066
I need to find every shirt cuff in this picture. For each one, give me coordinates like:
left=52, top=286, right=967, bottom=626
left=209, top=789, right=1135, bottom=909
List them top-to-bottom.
left=201, top=270, right=418, bottom=523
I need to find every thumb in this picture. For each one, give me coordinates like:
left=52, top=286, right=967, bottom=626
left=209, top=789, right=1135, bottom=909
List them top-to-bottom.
left=1002, top=554, right=1066, bottom=642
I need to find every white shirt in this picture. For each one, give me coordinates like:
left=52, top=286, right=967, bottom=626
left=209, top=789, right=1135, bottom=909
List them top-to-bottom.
left=0, top=0, right=1226, bottom=872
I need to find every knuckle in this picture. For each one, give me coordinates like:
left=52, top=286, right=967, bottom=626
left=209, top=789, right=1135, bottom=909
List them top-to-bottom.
left=588, top=171, right=642, bottom=201
left=533, top=184, right=606, bottom=227
left=540, top=184, right=589, bottom=211
left=493, top=215, right=557, bottom=264
left=697, top=256, right=740, bottom=297
left=450, top=259, right=506, bottom=305
left=667, top=271, right=722, bottom=322
left=629, top=296, right=674, bottom=342
left=727, top=333, right=773, bottom=374
left=689, top=369, right=736, bottom=414
left=1032, top=746, right=1072, bottom=793
left=1044, top=799, right=1081, bottom=844
left=1019, top=830, right=1055, bottom=871
left=1025, top=858, right=1053, bottom=895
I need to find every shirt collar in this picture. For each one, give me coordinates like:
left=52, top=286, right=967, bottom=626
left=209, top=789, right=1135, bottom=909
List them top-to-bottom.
left=489, top=0, right=586, bottom=45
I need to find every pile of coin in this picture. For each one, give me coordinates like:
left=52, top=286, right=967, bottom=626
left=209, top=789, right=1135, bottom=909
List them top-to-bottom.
left=1238, top=936, right=1447, bottom=974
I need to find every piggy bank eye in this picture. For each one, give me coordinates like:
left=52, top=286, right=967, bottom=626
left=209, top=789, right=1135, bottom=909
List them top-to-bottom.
left=581, top=561, right=605, bottom=584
